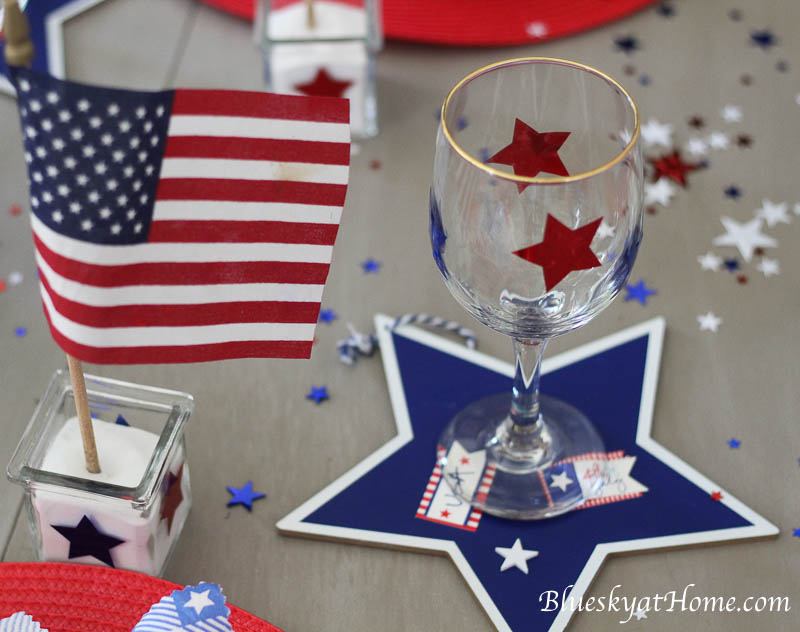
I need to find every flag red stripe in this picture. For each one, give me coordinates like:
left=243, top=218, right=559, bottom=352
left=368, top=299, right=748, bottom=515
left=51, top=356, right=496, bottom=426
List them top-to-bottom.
left=172, top=89, right=349, bottom=124
left=163, top=136, right=350, bottom=165
left=155, top=178, right=348, bottom=205
left=147, top=220, right=339, bottom=244
left=33, top=233, right=331, bottom=286
left=39, top=271, right=321, bottom=327
left=43, top=307, right=313, bottom=363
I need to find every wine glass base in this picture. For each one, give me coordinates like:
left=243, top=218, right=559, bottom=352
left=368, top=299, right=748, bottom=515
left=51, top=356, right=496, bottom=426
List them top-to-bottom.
left=437, top=393, right=605, bottom=520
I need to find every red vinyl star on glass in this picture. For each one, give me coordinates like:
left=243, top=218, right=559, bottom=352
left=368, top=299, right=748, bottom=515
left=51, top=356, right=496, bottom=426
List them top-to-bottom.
left=294, top=69, right=353, bottom=98
left=487, top=118, right=570, bottom=191
left=648, top=150, right=699, bottom=187
left=514, top=215, right=603, bottom=291
left=160, top=464, right=184, bottom=534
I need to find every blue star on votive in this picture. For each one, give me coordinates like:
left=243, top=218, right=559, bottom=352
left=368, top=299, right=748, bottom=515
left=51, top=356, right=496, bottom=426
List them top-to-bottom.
left=750, top=29, right=776, bottom=49
left=614, top=35, right=640, bottom=54
left=724, top=185, right=741, bottom=199
left=723, top=258, right=740, bottom=272
left=361, top=259, right=381, bottom=274
left=624, top=279, right=656, bottom=306
left=319, top=309, right=338, bottom=324
left=307, top=385, right=329, bottom=404
left=728, top=438, right=741, bottom=449
left=226, top=481, right=266, bottom=511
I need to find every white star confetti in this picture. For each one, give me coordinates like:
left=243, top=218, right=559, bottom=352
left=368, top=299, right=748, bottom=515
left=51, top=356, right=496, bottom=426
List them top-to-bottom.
left=721, top=104, right=742, bottom=122
left=640, top=118, right=673, bottom=148
left=707, top=131, right=729, bottom=150
left=686, top=137, right=708, bottom=156
left=644, top=179, right=676, bottom=206
left=755, top=199, right=790, bottom=227
left=712, top=216, right=776, bottom=261
left=596, top=220, right=615, bottom=239
left=697, top=252, right=722, bottom=271
left=756, top=258, right=780, bottom=277
left=7, top=271, right=23, bottom=286
left=698, top=312, right=722, bottom=332
left=495, top=538, right=539, bottom=574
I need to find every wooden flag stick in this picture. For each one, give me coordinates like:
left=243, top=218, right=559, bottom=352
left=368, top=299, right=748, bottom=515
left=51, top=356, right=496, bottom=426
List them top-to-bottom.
left=4, top=0, right=101, bottom=474
left=306, top=0, right=315, bottom=29
left=66, top=355, right=101, bottom=474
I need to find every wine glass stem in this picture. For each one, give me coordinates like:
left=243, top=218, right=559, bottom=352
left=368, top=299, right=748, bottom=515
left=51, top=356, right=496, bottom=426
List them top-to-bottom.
left=510, top=337, right=548, bottom=430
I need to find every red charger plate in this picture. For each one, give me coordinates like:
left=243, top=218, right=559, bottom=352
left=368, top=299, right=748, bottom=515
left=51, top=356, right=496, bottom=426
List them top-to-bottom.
left=0, top=562, right=283, bottom=632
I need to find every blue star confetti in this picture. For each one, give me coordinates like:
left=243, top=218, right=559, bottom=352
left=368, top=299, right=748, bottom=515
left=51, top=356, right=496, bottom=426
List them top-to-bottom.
left=656, top=2, right=675, bottom=17
left=728, top=8, right=742, bottom=21
left=750, top=29, right=776, bottom=49
left=614, top=35, right=640, bottom=54
left=776, top=60, right=789, bottom=72
left=639, top=75, right=651, bottom=86
left=456, top=116, right=468, bottom=131
left=478, top=147, right=490, bottom=163
left=724, top=185, right=741, bottom=199
left=429, top=189, right=447, bottom=276
left=724, top=258, right=740, bottom=272
left=361, top=259, right=381, bottom=273
left=624, top=279, right=657, bottom=305
left=319, top=309, right=338, bottom=324
left=14, top=327, right=27, bottom=337
left=306, top=385, right=329, bottom=404
left=115, top=414, right=129, bottom=426
left=728, top=438, right=741, bottom=449
left=226, top=481, right=266, bottom=511
left=793, top=529, right=800, bottom=538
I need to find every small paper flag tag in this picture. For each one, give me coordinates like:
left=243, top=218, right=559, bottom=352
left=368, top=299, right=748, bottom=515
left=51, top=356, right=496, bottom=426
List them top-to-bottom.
left=132, top=582, right=232, bottom=632
left=0, top=612, right=48, bottom=632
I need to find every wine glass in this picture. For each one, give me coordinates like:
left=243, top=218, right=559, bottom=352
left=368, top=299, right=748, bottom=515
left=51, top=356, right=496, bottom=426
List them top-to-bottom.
left=430, top=58, right=643, bottom=519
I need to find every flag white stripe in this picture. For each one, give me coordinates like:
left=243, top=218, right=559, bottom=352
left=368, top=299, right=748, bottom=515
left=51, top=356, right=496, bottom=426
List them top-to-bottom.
left=168, top=115, right=350, bottom=143
left=160, top=158, right=349, bottom=184
left=152, top=200, right=343, bottom=224
left=32, top=214, right=333, bottom=264
left=36, top=252, right=324, bottom=305
left=41, top=287, right=317, bottom=346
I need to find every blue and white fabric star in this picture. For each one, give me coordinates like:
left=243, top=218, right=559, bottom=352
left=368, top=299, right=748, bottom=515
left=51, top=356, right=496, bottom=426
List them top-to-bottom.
left=132, top=582, right=232, bottom=632
left=0, top=612, right=47, bottom=632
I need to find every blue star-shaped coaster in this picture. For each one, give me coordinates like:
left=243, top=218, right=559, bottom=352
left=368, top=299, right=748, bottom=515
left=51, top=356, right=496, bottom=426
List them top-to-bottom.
left=0, top=0, right=107, bottom=95
left=624, top=279, right=656, bottom=305
left=278, top=315, right=778, bottom=632
left=306, top=385, right=329, bottom=404
left=226, top=481, right=266, bottom=511
left=0, top=612, right=47, bottom=632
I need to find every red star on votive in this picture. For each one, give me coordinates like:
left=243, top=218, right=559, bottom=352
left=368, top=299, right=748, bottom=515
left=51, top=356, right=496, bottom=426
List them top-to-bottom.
left=294, top=68, right=353, bottom=98
left=487, top=119, right=570, bottom=192
left=648, top=150, right=699, bottom=187
left=513, top=214, right=603, bottom=291
left=160, top=464, right=184, bottom=534
left=710, top=491, right=723, bottom=501
left=440, top=510, right=451, bottom=518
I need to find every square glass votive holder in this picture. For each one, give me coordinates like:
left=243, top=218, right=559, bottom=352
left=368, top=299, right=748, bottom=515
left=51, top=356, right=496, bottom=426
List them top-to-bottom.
left=258, top=0, right=382, bottom=138
left=6, top=370, right=194, bottom=577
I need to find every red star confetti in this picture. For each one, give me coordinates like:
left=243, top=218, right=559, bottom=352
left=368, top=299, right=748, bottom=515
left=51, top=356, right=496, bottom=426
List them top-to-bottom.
left=294, top=69, right=353, bottom=98
left=487, top=118, right=570, bottom=192
left=648, top=150, right=700, bottom=187
left=9, top=204, right=21, bottom=216
left=513, top=214, right=602, bottom=291
left=0, top=281, right=6, bottom=293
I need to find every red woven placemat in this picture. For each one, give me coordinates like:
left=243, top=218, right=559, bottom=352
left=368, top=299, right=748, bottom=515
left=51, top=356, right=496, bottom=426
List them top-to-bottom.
left=200, top=0, right=658, bottom=47
left=0, top=562, right=283, bottom=632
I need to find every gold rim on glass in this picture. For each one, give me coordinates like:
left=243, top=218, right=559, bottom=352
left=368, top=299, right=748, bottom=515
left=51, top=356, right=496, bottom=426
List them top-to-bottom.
left=440, top=57, right=641, bottom=185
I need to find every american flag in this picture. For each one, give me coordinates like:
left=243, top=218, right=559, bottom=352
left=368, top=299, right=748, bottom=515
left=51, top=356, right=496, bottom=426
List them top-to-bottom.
left=10, top=67, right=350, bottom=364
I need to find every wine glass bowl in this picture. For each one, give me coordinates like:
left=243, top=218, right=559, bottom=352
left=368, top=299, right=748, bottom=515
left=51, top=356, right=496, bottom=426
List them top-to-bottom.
left=430, top=58, right=642, bottom=519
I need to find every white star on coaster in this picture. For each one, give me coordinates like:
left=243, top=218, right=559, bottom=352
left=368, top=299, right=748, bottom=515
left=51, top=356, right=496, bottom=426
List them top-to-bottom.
left=721, top=104, right=742, bottom=122
left=640, top=118, right=673, bottom=148
left=707, top=131, right=729, bottom=150
left=686, top=137, right=708, bottom=156
left=644, top=179, right=676, bottom=206
left=755, top=199, right=790, bottom=227
left=712, top=216, right=776, bottom=261
left=697, top=252, right=722, bottom=271
left=756, top=258, right=780, bottom=277
left=698, top=312, right=722, bottom=332
left=550, top=471, right=574, bottom=492
left=495, top=538, right=539, bottom=574
left=184, top=590, right=215, bottom=615
left=633, top=607, right=648, bottom=620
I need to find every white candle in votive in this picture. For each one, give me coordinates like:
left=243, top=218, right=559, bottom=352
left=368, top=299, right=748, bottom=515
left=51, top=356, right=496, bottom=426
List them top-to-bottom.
left=268, top=1, right=371, bottom=136
left=33, top=417, right=190, bottom=576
